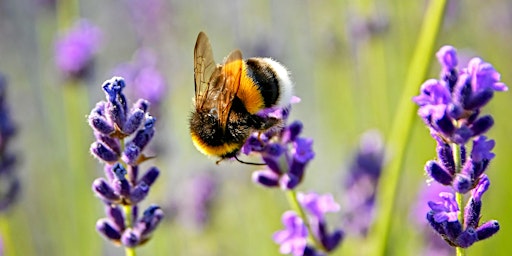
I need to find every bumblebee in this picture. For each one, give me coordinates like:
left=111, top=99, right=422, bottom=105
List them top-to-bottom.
left=189, top=31, right=293, bottom=162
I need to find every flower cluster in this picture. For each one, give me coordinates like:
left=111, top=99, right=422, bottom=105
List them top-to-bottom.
left=54, top=19, right=102, bottom=79
left=413, top=46, right=505, bottom=248
left=113, top=48, right=167, bottom=117
left=0, top=74, right=18, bottom=212
left=88, top=77, right=163, bottom=248
left=243, top=106, right=343, bottom=255
left=244, top=118, right=314, bottom=190
left=342, top=130, right=384, bottom=236
left=274, top=193, right=344, bottom=256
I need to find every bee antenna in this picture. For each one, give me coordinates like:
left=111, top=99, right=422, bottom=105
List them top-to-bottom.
left=234, top=155, right=266, bottom=166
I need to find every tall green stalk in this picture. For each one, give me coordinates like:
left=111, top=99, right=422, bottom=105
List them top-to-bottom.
left=369, top=1, right=447, bottom=255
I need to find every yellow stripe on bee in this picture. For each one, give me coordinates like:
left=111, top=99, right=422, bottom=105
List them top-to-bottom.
left=238, top=62, right=265, bottom=114
left=191, top=131, right=240, bottom=157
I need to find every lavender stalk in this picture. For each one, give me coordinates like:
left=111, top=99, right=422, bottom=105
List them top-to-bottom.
left=413, top=46, right=506, bottom=254
left=89, top=77, right=163, bottom=255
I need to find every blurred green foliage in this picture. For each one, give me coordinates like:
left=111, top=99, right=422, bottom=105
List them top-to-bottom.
left=0, top=0, right=511, bottom=255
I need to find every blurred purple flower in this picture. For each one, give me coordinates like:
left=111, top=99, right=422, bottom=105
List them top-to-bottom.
left=54, top=20, right=102, bottom=79
left=113, top=49, right=167, bottom=110
left=0, top=74, right=18, bottom=212
left=89, top=77, right=163, bottom=248
left=342, top=130, right=384, bottom=236
left=173, top=172, right=218, bottom=230
left=273, top=211, right=308, bottom=256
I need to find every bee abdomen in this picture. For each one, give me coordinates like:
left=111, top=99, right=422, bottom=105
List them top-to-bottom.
left=239, top=58, right=293, bottom=114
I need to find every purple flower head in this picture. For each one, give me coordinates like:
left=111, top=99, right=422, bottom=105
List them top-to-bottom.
left=55, top=20, right=102, bottom=79
left=414, top=46, right=507, bottom=145
left=437, top=46, right=458, bottom=71
left=113, top=49, right=167, bottom=108
left=0, top=74, right=19, bottom=212
left=90, top=77, right=163, bottom=248
left=248, top=118, right=314, bottom=190
left=342, top=130, right=384, bottom=236
left=298, top=192, right=340, bottom=221
left=273, top=211, right=308, bottom=256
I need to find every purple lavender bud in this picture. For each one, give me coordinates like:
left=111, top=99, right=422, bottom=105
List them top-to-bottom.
left=436, top=46, right=458, bottom=71
left=466, top=57, right=508, bottom=92
left=455, top=76, right=472, bottom=109
left=103, top=77, right=128, bottom=129
left=413, top=79, right=452, bottom=107
left=466, top=89, right=493, bottom=110
left=133, top=98, right=150, bottom=113
left=447, top=103, right=463, bottom=119
left=122, top=109, right=145, bottom=135
left=88, top=112, right=115, bottom=135
left=434, top=112, right=456, bottom=136
left=130, top=115, right=155, bottom=150
left=470, top=116, right=493, bottom=137
left=282, top=121, right=303, bottom=143
left=451, top=125, right=473, bottom=145
left=94, top=132, right=122, bottom=156
left=242, top=134, right=267, bottom=154
left=471, top=136, right=495, bottom=162
left=291, top=138, right=315, bottom=163
left=91, top=142, right=119, bottom=163
left=436, top=142, right=455, bottom=174
left=122, top=143, right=141, bottom=166
left=460, top=145, right=467, bottom=166
left=262, top=155, right=283, bottom=174
left=471, top=160, right=489, bottom=180
left=425, top=161, right=453, bottom=185
left=112, top=164, right=130, bottom=198
left=139, top=167, right=159, bottom=187
left=252, top=169, right=280, bottom=187
left=281, top=172, right=303, bottom=190
left=452, top=173, right=472, bottom=194
left=471, top=175, right=490, bottom=202
left=92, top=178, right=120, bottom=203
left=130, top=182, right=149, bottom=204
left=298, top=192, right=340, bottom=221
left=428, top=192, right=459, bottom=223
left=463, top=198, right=481, bottom=230
left=106, top=205, right=126, bottom=231
left=138, top=205, right=164, bottom=237
left=273, top=211, right=308, bottom=256
left=426, top=211, right=447, bottom=236
left=96, top=219, right=122, bottom=242
left=444, top=220, right=463, bottom=242
left=475, top=220, right=499, bottom=241
left=121, top=228, right=140, bottom=248
left=455, top=228, right=477, bottom=248
left=322, top=229, right=344, bottom=252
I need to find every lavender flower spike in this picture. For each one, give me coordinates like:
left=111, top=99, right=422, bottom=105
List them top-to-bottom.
left=54, top=19, right=102, bottom=79
left=414, top=46, right=504, bottom=250
left=0, top=74, right=19, bottom=212
left=89, top=76, right=163, bottom=251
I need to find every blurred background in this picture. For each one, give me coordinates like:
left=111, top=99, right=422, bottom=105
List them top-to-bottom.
left=0, top=0, right=511, bottom=255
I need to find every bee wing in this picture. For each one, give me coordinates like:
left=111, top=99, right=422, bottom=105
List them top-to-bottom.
left=194, top=32, right=218, bottom=109
left=217, top=49, right=243, bottom=131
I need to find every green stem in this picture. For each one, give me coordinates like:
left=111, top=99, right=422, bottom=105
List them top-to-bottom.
left=369, top=0, right=447, bottom=255
left=452, top=143, right=465, bottom=256
left=285, top=190, right=326, bottom=252
left=122, top=205, right=137, bottom=256
left=0, top=217, right=16, bottom=256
